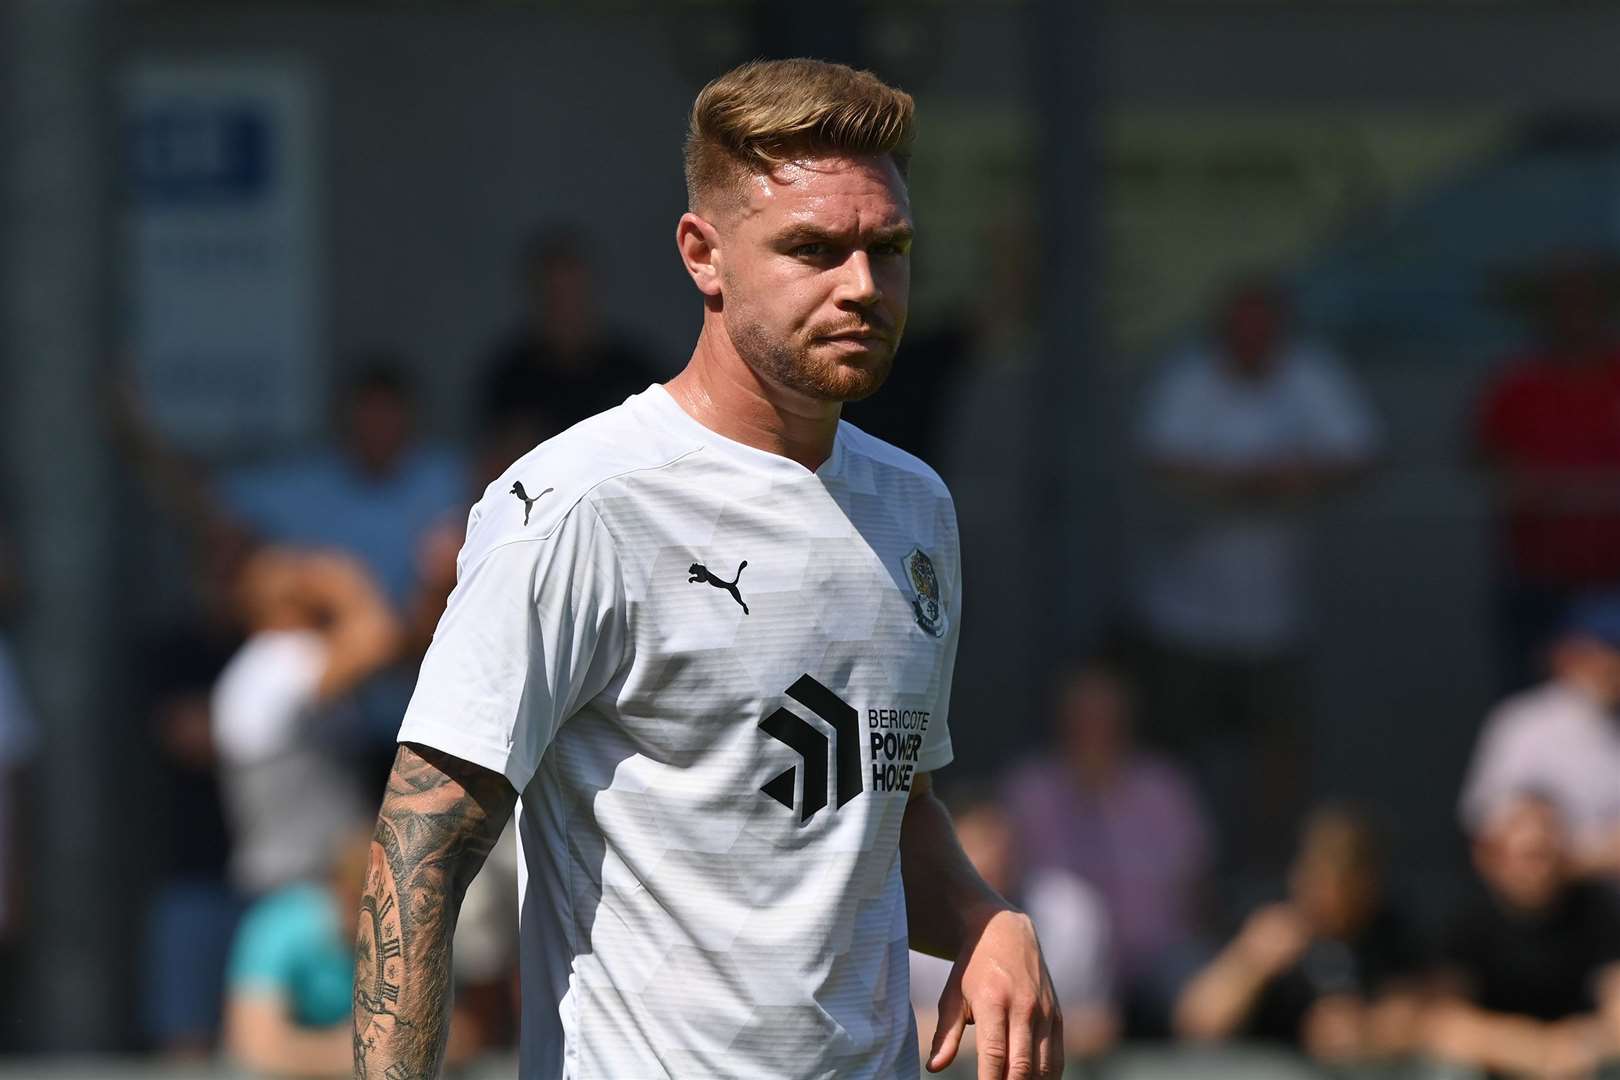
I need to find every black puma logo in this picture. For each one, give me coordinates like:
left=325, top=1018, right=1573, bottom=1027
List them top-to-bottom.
left=510, top=481, right=553, bottom=525
left=688, top=559, right=749, bottom=615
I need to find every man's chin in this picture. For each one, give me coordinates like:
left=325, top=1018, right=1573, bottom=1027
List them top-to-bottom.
left=738, top=335, right=894, bottom=403
left=821, top=351, right=893, bottom=403
left=829, top=361, right=894, bottom=403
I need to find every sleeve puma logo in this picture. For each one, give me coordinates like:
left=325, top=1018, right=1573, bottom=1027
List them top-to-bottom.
left=510, top=481, right=555, bottom=525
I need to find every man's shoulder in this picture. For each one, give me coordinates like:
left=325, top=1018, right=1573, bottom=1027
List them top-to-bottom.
left=462, top=391, right=701, bottom=558
left=837, top=419, right=952, bottom=503
left=1486, top=682, right=1590, bottom=734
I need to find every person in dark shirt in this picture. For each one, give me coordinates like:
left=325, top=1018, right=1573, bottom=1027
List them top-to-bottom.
left=479, top=227, right=660, bottom=443
left=1477, top=255, right=1620, bottom=687
left=1427, top=792, right=1620, bottom=1078
left=1175, top=806, right=1424, bottom=1064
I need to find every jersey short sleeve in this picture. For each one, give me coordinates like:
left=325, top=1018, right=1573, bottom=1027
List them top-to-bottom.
left=398, top=496, right=628, bottom=792
left=916, top=537, right=960, bottom=775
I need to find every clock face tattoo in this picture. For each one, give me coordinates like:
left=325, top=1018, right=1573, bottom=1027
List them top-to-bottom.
left=356, top=855, right=404, bottom=1017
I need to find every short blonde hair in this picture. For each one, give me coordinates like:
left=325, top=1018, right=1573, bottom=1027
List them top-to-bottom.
left=683, top=58, right=915, bottom=213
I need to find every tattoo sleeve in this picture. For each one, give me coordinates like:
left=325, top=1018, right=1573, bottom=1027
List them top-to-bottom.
left=353, top=743, right=516, bottom=1079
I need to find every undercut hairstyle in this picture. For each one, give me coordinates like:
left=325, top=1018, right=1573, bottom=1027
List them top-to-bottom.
left=683, top=58, right=915, bottom=214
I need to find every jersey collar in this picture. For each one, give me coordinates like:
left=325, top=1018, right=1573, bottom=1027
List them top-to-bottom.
left=644, top=383, right=847, bottom=482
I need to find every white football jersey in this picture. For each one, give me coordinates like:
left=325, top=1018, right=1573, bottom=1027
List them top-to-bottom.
left=398, top=384, right=960, bottom=1079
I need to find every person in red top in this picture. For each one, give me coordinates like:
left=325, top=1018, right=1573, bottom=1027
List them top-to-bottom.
left=1478, top=256, right=1620, bottom=685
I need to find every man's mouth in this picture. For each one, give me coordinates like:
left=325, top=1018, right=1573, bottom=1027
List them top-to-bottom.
left=817, top=329, right=888, bottom=345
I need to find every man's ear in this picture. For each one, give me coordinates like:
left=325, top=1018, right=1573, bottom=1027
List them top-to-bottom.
left=676, top=212, right=724, bottom=299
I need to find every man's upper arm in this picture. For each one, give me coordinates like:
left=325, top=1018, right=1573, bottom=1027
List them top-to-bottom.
left=396, top=493, right=627, bottom=793
left=382, top=743, right=517, bottom=850
left=365, top=745, right=517, bottom=968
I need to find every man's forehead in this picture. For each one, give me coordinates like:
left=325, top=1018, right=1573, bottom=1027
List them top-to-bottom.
left=740, top=154, right=911, bottom=231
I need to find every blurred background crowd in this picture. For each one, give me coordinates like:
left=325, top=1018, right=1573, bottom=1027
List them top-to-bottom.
left=11, top=1, right=1620, bottom=1078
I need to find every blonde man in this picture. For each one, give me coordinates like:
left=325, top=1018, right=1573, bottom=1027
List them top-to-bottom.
left=352, top=59, right=1059, bottom=1079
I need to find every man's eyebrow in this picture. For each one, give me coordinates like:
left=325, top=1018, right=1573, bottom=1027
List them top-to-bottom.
left=775, top=222, right=914, bottom=247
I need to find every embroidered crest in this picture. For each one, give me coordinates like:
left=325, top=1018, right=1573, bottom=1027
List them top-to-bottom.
left=899, top=547, right=947, bottom=638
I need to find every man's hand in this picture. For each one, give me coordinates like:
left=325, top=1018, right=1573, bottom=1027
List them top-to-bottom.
left=928, top=906, right=1062, bottom=1079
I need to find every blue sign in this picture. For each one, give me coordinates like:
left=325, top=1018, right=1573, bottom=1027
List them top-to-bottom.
left=128, top=100, right=272, bottom=205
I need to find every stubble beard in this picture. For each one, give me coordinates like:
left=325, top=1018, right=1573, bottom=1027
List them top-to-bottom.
left=726, top=309, right=896, bottom=404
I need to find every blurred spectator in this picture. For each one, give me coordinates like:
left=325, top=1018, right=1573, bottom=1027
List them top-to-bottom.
left=869, top=207, right=1031, bottom=467
left=931, top=211, right=1045, bottom=748
left=478, top=226, right=660, bottom=444
left=1478, top=256, right=1620, bottom=686
left=1132, top=278, right=1380, bottom=869
left=223, top=358, right=465, bottom=612
left=223, top=360, right=463, bottom=773
left=212, top=549, right=400, bottom=897
left=1460, top=595, right=1620, bottom=880
left=0, top=637, right=37, bottom=1053
left=1000, top=661, right=1212, bottom=1035
left=911, top=789, right=1118, bottom=1064
left=1426, top=793, right=1620, bottom=1079
left=1175, top=807, right=1424, bottom=1066
left=224, top=829, right=483, bottom=1077
left=223, top=834, right=365, bottom=1076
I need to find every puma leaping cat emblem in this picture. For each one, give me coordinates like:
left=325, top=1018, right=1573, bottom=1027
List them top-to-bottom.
left=509, top=481, right=553, bottom=525
left=687, top=559, right=749, bottom=615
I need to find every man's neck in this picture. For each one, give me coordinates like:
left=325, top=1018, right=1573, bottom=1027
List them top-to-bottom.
left=664, top=316, right=841, bottom=472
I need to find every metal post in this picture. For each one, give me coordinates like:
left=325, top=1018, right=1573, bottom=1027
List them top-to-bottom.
left=1, top=0, right=117, bottom=1050
left=1030, top=0, right=1104, bottom=676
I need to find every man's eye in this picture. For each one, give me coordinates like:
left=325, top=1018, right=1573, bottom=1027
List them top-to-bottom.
left=872, top=242, right=907, bottom=257
left=793, top=243, right=829, bottom=257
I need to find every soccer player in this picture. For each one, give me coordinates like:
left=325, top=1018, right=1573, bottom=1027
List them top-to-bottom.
left=352, top=58, right=1061, bottom=1079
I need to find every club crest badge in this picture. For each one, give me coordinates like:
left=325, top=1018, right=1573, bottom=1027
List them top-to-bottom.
left=899, top=547, right=947, bottom=638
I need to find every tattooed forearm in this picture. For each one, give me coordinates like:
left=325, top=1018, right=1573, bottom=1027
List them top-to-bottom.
left=353, top=743, right=515, bottom=1079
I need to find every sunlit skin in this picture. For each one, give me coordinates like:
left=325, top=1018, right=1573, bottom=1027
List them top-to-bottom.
left=667, top=153, right=913, bottom=472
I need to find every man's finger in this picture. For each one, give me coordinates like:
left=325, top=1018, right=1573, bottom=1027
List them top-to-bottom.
left=928, top=982, right=969, bottom=1074
left=1005, top=997, right=1036, bottom=1080
left=974, top=1000, right=1009, bottom=1080
left=1034, top=1007, right=1062, bottom=1078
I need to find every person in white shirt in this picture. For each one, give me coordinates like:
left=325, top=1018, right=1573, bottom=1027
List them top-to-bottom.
left=352, top=58, right=1060, bottom=1080
left=1133, top=280, right=1379, bottom=869
left=213, top=549, right=402, bottom=895
left=1460, top=595, right=1620, bottom=875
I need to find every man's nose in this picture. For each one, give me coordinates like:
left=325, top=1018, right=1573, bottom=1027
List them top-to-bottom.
left=836, top=250, right=881, bottom=307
